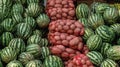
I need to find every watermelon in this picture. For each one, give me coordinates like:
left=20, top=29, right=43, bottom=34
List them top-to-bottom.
left=14, top=0, right=26, bottom=4
left=27, top=0, right=39, bottom=4
left=90, top=2, right=101, bottom=13
left=12, top=3, right=23, bottom=14
left=25, top=3, right=43, bottom=17
left=76, top=3, right=90, bottom=19
left=103, top=7, right=119, bottom=25
left=12, top=13, right=23, bottom=24
left=36, top=13, right=50, bottom=28
left=88, top=13, right=104, bottom=29
left=24, top=17, right=36, bottom=29
left=1, top=18, right=16, bottom=32
left=78, top=18, right=89, bottom=27
left=16, top=23, right=32, bottom=40
left=110, top=23, right=120, bottom=36
left=0, top=25, right=3, bottom=35
left=95, top=25, right=115, bottom=42
left=83, top=28, right=94, bottom=41
left=33, top=29, right=43, bottom=37
left=0, top=32, right=14, bottom=47
left=27, top=34, right=42, bottom=46
left=86, top=34, right=102, bottom=51
left=8, top=38, right=26, bottom=54
left=41, top=38, right=49, bottom=47
left=101, top=43, right=112, bottom=58
left=26, top=44, right=41, bottom=58
left=107, top=45, right=120, bottom=60
left=1, top=47, right=17, bottom=63
left=41, top=47, right=51, bottom=59
left=87, top=51, right=103, bottom=66
left=18, top=52, right=34, bottom=65
left=43, top=55, right=64, bottom=67
left=100, top=59, right=118, bottom=67
left=6, top=60, right=23, bottom=67
left=25, top=60, right=42, bottom=67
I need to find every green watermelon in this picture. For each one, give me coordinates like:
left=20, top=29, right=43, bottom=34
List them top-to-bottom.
left=14, top=0, right=26, bottom=4
left=27, top=0, right=39, bottom=4
left=90, top=2, right=101, bottom=13
left=12, top=3, right=23, bottom=14
left=26, top=3, right=43, bottom=17
left=76, top=3, right=90, bottom=19
left=103, top=7, right=119, bottom=25
left=12, top=13, right=23, bottom=24
left=36, top=13, right=50, bottom=28
left=88, top=13, right=104, bottom=29
left=24, top=17, right=36, bottom=29
left=1, top=18, right=16, bottom=32
left=78, top=18, right=89, bottom=27
left=16, top=23, right=32, bottom=40
left=110, top=23, right=120, bottom=36
left=0, top=25, right=3, bottom=35
left=95, top=25, right=115, bottom=42
left=83, top=28, right=94, bottom=41
left=33, top=29, right=43, bottom=37
left=0, top=32, right=14, bottom=47
left=27, top=34, right=42, bottom=45
left=86, top=34, right=102, bottom=51
left=8, top=38, right=25, bottom=54
left=41, top=38, right=49, bottom=46
left=101, top=43, right=112, bottom=58
left=26, top=44, right=41, bottom=58
left=107, top=45, right=120, bottom=60
left=1, top=47, right=17, bottom=63
left=41, top=47, right=51, bottom=59
left=87, top=51, right=103, bottom=66
left=18, top=52, right=34, bottom=65
left=43, top=55, right=64, bottom=67
left=100, top=59, right=118, bottom=67
left=6, top=60, right=23, bottom=67
left=25, top=60, right=42, bottom=67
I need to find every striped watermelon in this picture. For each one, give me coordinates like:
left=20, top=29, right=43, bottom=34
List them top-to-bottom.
left=0, top=0, right=12, bottom=20
left=14, top=0, right=26, bottom=4
left=27, top=0, right=39, bottom=4
left=90, top=2, right=101, bottom=13
left=12, top=3, right=23, bottom=14
left=26, top=3, right=43, bottom=17
left=76, top=3, right=90, bottom=19
left=103, top=7, right=119, bottom=25
left=12, top=13, right=23, bottom=24
left=36, top=13, right=50, bottom=28
left=88, top=13, right=104, bottom=29
left=24, top=17, right=36, bottom=29
left=1, top=18, right=16, bottom=32
left=78, top=18, right=89, bottom=27
left=16, top=23, right=32, bottom=40
left=110, top=23, right=120, bottom=36
left=0, top=25, right=3, bottom=35
left=95, top=25, right=115, bottom=42
left=83, top=28, right=94, bottom=41
left=33, top=29, right=43, bottom=37
left=0, top=32, right=14, bottom=47
left=27, top=34, right=42, bottom=45
left=86, top=34, right=102, bottom=51
left=8, top=38, right=26, bottom=54
left=41, top=38, right=49, bottom=46
left=101, top=43, right=112, bottom=58
left=26, top=44, right=41, bottom=58
left=107, top=45, right=120, bottom=60
left=1, top=47, right=17, bottom=63
left=41, top=47, right=51, bottom=59
left=87, top=51, right=103, bottom=66
left=18, top=52, right=34, bottom=65
left=43, top=55, right=64, bottom=67
left=100, top=59, right=118, bottom=67
left=6, top=60, right=23, bottom=67
left=25, top=60, right=42, bottom=67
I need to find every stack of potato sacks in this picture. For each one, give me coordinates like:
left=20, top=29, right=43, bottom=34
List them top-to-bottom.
left=46, top=0, right=94, bottom=67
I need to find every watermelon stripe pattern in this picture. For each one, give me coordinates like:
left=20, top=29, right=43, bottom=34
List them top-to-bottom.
left=27, top=0, right=39, bottom=4
left=12, top=3, right=23, bottom=14
left=76, top=3, right=90, bottom=19
left=12, top=13, right=23, bottom=24
left=88, top=13, right=104, bottom=29
left=78, top=18, right=89, bottom=27
left=110, top=23, right=120, bottom=36
left=95, top=25, right=115, bottom=42
left=33, top=29, right=43, bottom=37
left=0, top=32, right=14, bottom=47
left=86, top=35, right=102, bottom=51
left=8, top=38, right=26, bottom=54
left=41, top=38, right=49, bottom=46
left=1, top=47, right=17, bottom=63
left=41, top=47, right=50, bottom=59
left=87, top=51, right=103, bottom=66
left=44, top=55, right=64, bottom=67
left=100, top=59, right=118, bottom=67
left=6, top=60, right=23, bottom=67
left=25, top=60, right=42, bottom=67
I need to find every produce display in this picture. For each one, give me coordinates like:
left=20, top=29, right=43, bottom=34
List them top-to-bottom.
left=0, top=0, right=120, bottom=67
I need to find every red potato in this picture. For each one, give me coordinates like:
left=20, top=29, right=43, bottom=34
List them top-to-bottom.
left=55, top=0, right=62, bottom=4
left=62, top=0, right=67, bottom=5
left=49, top=1, right=55, bottom=7
left=55, top=4, right=62, bottom=8
left=64, top=5, right=69, bottom=8
left=62, top=8, right=68, bottom=13
left=68, top=10, right=75, bottom=16
left=50, top=11, right=57, bottom=16
left=62, top=13, right=67, bottom=17
left=56, top=14, right=62, bottom=19
left=70, top=24, right=76, bottom=30
left=57, top=25, right=63, bottom=30
left=63, top=26, right=69, bottom=31
left=67, top=30, right=73, bottom=34
left=60, top=33, right=66, bottom=40
left=54, top=36, right=60, bottom=40
left=69, top=37, right=80, bottom=46
left=62, top=40, right=69, bottom=46
left=56, top=41, right=62, bottom=44
left=77, top=42, right=83, bottom=50
left=56, top=45, right=66, bottom=51
left=51, top=47, right=62, bottom=54
left=65, top=48, right=75, bottom=54
left=61, top=52, right=69, bottom=58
